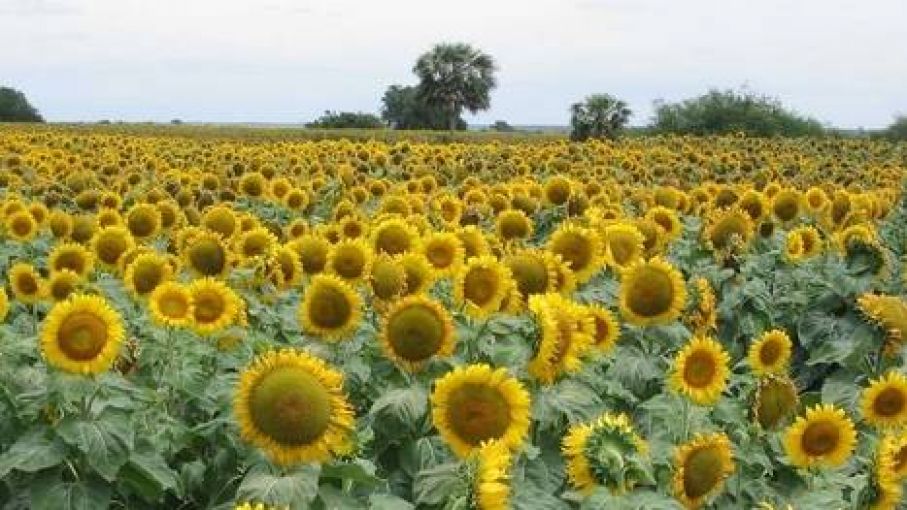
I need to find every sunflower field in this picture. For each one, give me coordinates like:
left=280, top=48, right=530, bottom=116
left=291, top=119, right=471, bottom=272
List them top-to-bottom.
left=0, top=127, right=906, bottom=510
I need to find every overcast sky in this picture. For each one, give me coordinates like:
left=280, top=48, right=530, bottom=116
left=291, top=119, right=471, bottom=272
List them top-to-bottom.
left=2, top=0, right=905, bottom=127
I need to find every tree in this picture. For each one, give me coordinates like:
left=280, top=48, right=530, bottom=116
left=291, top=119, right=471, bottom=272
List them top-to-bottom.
left=413, top=43, right=497, bottom=131
left=380, top=85, right=466, bottom=130
left=0, top=87, right=44, bottom=122
left=650, top=89, right=824, bottom=137
left=569, top=94, right=632, bottom=141
left=306, top=110, right=384, bottom=129
left=881, top=115, right=907, bottom=141
left=490, top=120, right=515, bottom=132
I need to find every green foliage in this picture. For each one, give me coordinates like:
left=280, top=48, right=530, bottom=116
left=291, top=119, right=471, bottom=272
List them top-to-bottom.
left=413, top=43, right=497, bottom=130
left=381, top=85, right=468, bottom=131
left=0, top=87, right=44, bottom=122
left=651, top=88, right=825, bottom=137
left=569, top=94, right=632, bottom=141
left=306, top=110, right=385, bottom=129
left=881, top=115, right=907, bottom=141
left=490, top=120, right=515, bottom=132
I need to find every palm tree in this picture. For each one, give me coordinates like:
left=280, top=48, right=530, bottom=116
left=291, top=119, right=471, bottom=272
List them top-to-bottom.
left=413, top=43, right=497, bottom=131
left=569, top=94, right=632, bottom=141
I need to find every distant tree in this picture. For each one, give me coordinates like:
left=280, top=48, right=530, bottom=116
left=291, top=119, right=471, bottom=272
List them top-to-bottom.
left=413, top=43, right=497, bottom=131
left=380, top=85, right=466, bottom=130
left=0, top=87, right=44, bottom=122
left=650, top=89, right=824, bottom=137
left=569, top=94, right=632, bottom=141
left=306, top=110, right=384, bottom=129
left=882, top=115, right=907, bottom=141
left=170, top=119, right=184, bottom=125
left=490, top=120, right=515, bottom=132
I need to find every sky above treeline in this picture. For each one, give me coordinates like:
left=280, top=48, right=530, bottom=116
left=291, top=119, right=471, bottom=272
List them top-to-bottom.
left=2, top=0, right=905, bottom=128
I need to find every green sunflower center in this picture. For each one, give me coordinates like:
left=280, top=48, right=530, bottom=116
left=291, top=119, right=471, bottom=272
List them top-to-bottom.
left=189, top=239, right=226, bottom=276
left=626, top=268, right=674, bottom=318
left=308, top=285, right=352, bottom=329
left=387, top=305, right=445, bottom=362
left=250, top=366, right=332, bottom=446
left=682, top=446, right=724, bottom=499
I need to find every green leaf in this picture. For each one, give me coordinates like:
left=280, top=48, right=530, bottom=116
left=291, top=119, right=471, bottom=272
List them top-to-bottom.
left=369, top=386, right=428, bottom=431
left=56, top=410, right=134, bottom=481
left=0, top=428, right=66, bottom=477
left=118, top=448, right=180, bottom=502
left=320, top=459, right=380, bottom=488
left=413, top=462, right=464, bottom=506
left=236, top=464, right=320, bottom=510
left=29, top=470, right=112, bottom=510
left=317, top=484, right=366, bottom=510
left=578, top=487, right=682, bottom=510
left=369, top=493, right=414, bottom=510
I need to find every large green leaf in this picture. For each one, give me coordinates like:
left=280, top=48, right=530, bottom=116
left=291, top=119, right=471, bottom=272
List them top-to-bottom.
left=56, top=410, right=134, bottom=481
left=0, top=428, right=66, bottom=477
left=118, top=447, right=180, bottom=502
left=235, top=464, right=320, bottom=510
left=29, top=470, right=112, bottom=510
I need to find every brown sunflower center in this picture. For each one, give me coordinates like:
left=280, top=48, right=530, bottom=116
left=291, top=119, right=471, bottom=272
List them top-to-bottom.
left=774, top=196, right=799, bottom=222
left=128, top=210, right=158, bottom=237
left=12, top=216, right=33, bottom=236
left=499, top=216, right=529, bottom=240
left=375, top=225, right=411, bottom=255
left=242, top=233, right=272, bottom=258
left=553, top=233, right=592, bottom=273
left=96, top=234, right=130, bottom=265
left=609, top=235, right=638, bottom=266
left=189, top=239, right=226, bottom=276
left=426, top=242, right=455, bottom=269
left=299, top=243, right=328, bottom=274
left=332, top=247, right=366, bottom=279
left=54, top=251, right=87, bottom=274
left=508, top=256, right=548, bottom=296
left=132, top=262, right=165, bottom=294
left=463, top=267, right=501, bottom=307
left=625, top=268, right=674, bottom=318
left=15, top=273, right=39, bottom=295
left=308, top=285, right=352, bottom=329
left=194, top=290, right=227, bottom=324
left=387, top=305, right=445, bottom=362
left=57, top=312, right=108, bottom=361
left=593, top=315, right=612, bottom=344
left=758, top=340, right=782, bottom=366
left=683, top=350, right=718, bottom=388
left=249, top=366, right=332, bottom=446
left=446, top=383, right=511, bottom=446
left=873, top=387, right=906, bottom=417
left=801, top=420, right=840, bottom=457
left=894, top=445, right=907, bottom=473
left=682, top=446, right=724, bottom=500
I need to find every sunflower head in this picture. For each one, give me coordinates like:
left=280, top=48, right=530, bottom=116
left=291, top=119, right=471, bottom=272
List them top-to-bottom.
left=772, top=189, right=802, bottom=224
left=126, top=203, right=162, bottom=239
left=202, top=205, right=238, bottom=239
left=705, top=207, right=754, bottom=254
left=495, top=209, right=533, bottom=243
left=5, top=210, right=38, bottom=241
left=371, top=218, right=419, bottom=256
left=604, top=222, right=645, bottom=271
left=546, top=224, right=604, bottom=283
left=90, top=226, right=136, bottom=269
left=235, top=227, right=278, bottom=262
left=183, top=231, right=231, bottom=277
left=421, top=232, right=465, bottom=276
left=289, top=234, right=331, bottom=275
left=327, top=239, right=373, bottom=282
left=49, top=242, right=95, bottom=278
left=504, top=249, right=557, bottom=301
left=124, top=253, right=173, bottom=297
left=369, top=254, right=406, bottom=301
left=453, top=255, right=513, bottom=319
left=618, top=257, right=687, bottom=327
left=9, top=262, right=44, bottom=304
left=47, top=269, right=82, bottom=302
left=298, top=274, right=362, bottom=341
left=188, top=278, right=241, bottom=335
left=149, top=281, right=194, bottom=328
left=40, top=294, right=125, bottom=375
left=527, top=294, right=594, bottom=384
left=857, top=294, right=907, bottom=354
left=380, top=295, right=455, bottom=371
left=585, top=304, right=621, bottom=353
left=747, top=329, right=793, bottom=377
left=670, top=336, right=731, bottom=406
left=234, top=350, right=354, bottom=465
left=430, top=363, right=531, bottom=458
left=862, top=371, right=907, bottom=429
left=752, top=375, right=799, bottom=430
left=783, top=404, right=857, bottom=468
left=563, top=413, right=650, bottom=494
left=673, top=432, right=735, bottom=509
left=873, top=433, right=906, bottom=510
left=471, top=440, right=513, bottom=510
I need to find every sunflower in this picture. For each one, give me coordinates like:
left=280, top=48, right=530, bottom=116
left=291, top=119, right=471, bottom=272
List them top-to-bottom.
left=544, top=175, right=573, bottom=206
left=772, top=189, right=802, bottom=224
left=125, top=203, right=162, bottom=239
left=202, top=205, right=238, bottom=239
left=645, top=206, right=683, bottom=242
left=96, top=207, right=123, bottom=228
left=705, top=207, right=754, bottom=253
left=495, top=209, right=533, bottom=243
left=5, top=210, right=38, bottom=241
left=48, top=210, right=73, bottom=239
left=371, top=218, right=420, bottom=256
left=635, top=218, right=666, bottom=258
left=604, top=222, right=645, bottom=271
left=546, top=224, right=604, bottom=283
left=457, top=225, right=491, bottom=260
left=90, top=226, right=136, bottom=269
left=789, top=226, right=823, bottom=259
left=235, top=227, right=278, bottom=262
left=184, top=231, right=231, bottom=277
left=421, top=232, right=465, bottom=276
left=784, top=232, right=806, bottom=263
left=289, top=234, right=331, bottom=276
left=327, top=239, right=372, bottom=283
left=48, top=242, right=95, bottom=278
left=269, top=246, right=303, bottom=290
left=504, top=249, right=557, bottom=303
left=399, top=252, right=436, bottom=296
left=124, top=253, right=173, bottom=297
left=368, top=254, right=406, bottom=301
left=454, top=255, right=513, bottom=319
left=618, top=257, right=686, bottom=327
left=9, top=262, right=44, bottom=304
left=47, top=269, right=82, bottom=302
left=298, top=274, right=362, bottom=341
left=685, top=277, right=717, bottom=335
left=188, top=278, right=241, bottom=335
left=149, top=281, right=194, bottom=328
left=0, top=288, right=8, bottom=322
left=40, top=294, right=125, bottom=375
left=527, top=294, right=593, bottom=384
left=858, top=294, right=907, bottom=354
left=380, top=295, right=455, bottom=371
left=584, top=304, right=621, bottom=353
left=747, top=329, right=793, bottom=377
left=670, top=336, right=731, bottom=406
left=234, top=349, right=354, bottom=465
left=431, top=363, right=531, bottom=458
left=862, top=371, right=907, bottom=429
left=753, top=375, right=799, bottom=430
left=783, top=404, right=857, bottom=469
left=562, top=412, right=649, bottom=494
left=880, top=432, right=907, bottom=481
left=673, top=433, right=735, bottom=509
left=872, top=434, right=905, bottom=510
left=472, top=440, right=512, bottom=510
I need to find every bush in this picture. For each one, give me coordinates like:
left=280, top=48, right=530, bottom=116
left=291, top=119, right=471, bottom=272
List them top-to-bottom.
left=381, top=85, right=467, bottom=130
left=0, top=87, right=44, bottom=122
left=651, top=89, right=824, bottom=137
left=569, top=94, right=632, bottom=141
left=306, top=111, right=384, bottom=129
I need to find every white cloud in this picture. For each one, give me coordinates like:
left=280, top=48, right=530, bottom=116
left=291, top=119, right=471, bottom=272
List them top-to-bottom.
left=1, top=0, right=904, bottom=126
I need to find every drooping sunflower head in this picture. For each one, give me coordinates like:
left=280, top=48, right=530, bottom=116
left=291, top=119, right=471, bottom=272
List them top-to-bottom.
left=125, top=203, right=162, bottom=239
left=495, top=209, right=533, bottom=243
left=5, top=210, right=38, bottom=241
left=371, top=218, right=420, bottom=256
left=635, top=218, right=667, bottom=258
left=604, top=222, right=645, bottom=271
left=546, top=224, right=604, bottom=283
left=90, top=226, right=136, bottom=269
left=789, top=226, right=823, bottom=259
left=183, top=231, right=231, bottom=277
left=784, top=231, right=806, bottom=263
left=421, top=232, right=465, bottom=276
left=327, top=239, right=373, bottom=282
left=49, top=242, right=95, bottom=279
left=269, top=246, right=303, bottom=290
left=504, top=249, right=557, bottom=301
left=124, top=253, right=173, bottom=297
left=454, top=255, right=513, bottom=319
left=618, top=257, right=687, bottom=327
left=9, top=262, right=44, bottom=304
left=47, top=269, right=82, bottom=302
left=298, top=274, right=362, bottom=341
left=684, top=277, right=718, bottom=335
left=188, top=278, right=241, bottom=335
left=149, top=281, right=194, bottom=328
left=527, top=293, right=594, bottom=384
left=40, top=294, right=125, bottom=375
left=857, top=294, right=907, bottom=354
left=380, top=295, right=455, bottom=371
left=584, top=304, right=621, bottom=354
left=747, top=329, right=793, bottom=377
left=670, top=336, right=731, bottom=406
left=234, top=349, right=354, bottom=465
left=430, top=363, right=531, bottom=458
left=862, top=371, right=907, bottom=429
left=752, top=375, right=799, bottom=430
left=783, top=404, right=857, bottom=468
left=563, top=412, right=650, bottom=494
left=673, top=432, right=735, bottom=509
left=879, top=432, right=907, bottom=482
left=872, top=433, right=906, bottom=510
